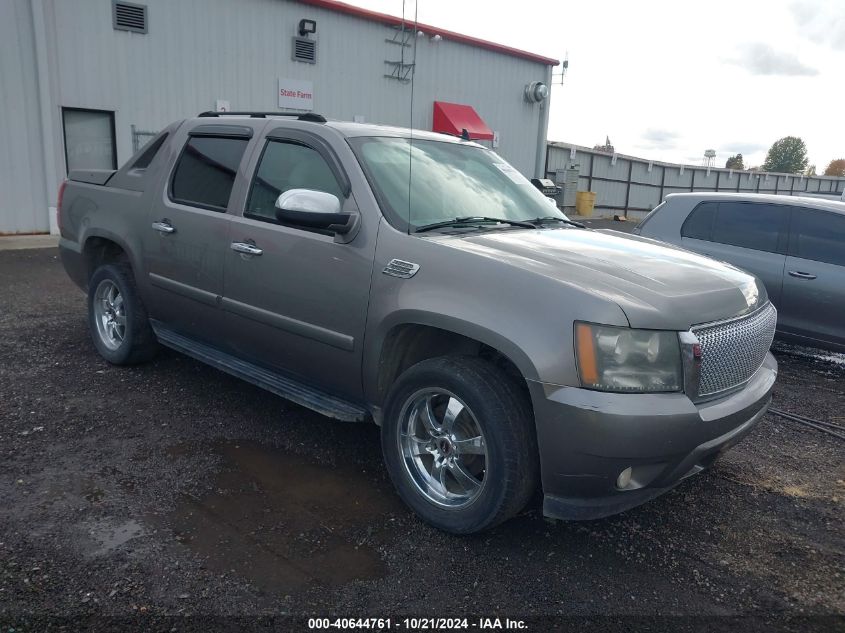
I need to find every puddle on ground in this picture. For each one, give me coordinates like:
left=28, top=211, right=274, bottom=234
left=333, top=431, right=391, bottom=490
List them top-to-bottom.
left=772, top=342, right=845, bottom=369
left=165, top=440, right=400, bottom=595
left=84, top=518, right=147, bottom=557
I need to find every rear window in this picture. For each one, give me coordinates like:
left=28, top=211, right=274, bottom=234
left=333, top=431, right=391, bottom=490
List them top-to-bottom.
left=170, top=136, right=249, bottom=211
left=634, top=201, right=665, bottom=232
left=681, top=202, right=717, bottom=240
left=790, top=208, right=845, bottom=267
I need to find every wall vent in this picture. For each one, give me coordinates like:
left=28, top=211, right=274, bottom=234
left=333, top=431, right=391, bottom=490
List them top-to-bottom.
left=113, top=1, right=147, bottom=34
left=292, top=37, right=317, bottom=64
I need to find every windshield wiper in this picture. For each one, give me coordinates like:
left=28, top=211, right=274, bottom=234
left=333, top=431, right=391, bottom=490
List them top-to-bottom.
left=415, top=216, right=537, bottom=233
left=524, top=216, right=586, bottom=229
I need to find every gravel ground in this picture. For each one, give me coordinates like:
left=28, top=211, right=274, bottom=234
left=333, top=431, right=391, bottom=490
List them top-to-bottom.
left=1, top=248, right=843, bottom=631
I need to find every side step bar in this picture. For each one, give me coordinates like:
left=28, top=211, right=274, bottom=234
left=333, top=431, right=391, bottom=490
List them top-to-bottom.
left=151, top=322, right=368, bottom=422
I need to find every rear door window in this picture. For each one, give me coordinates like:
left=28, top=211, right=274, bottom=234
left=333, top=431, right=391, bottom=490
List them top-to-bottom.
left=170, top=136, right=249, bottom=211
left=681, top=202, right=718, bottom=240
left=711, top=202, right=788, bottom=253
left=789, top=208, right=845, bottom=266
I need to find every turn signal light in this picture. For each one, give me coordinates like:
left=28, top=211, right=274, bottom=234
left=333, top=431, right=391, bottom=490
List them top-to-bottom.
left=575, top=323, right=599, bottom=384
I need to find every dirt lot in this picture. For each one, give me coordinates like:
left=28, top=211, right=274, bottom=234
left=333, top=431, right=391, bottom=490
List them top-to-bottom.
left=1, top=247, right=843, bottom=631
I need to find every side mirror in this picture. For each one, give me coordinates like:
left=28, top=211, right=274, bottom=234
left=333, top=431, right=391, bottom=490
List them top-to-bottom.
left=274, top=189, right=354, bottom=234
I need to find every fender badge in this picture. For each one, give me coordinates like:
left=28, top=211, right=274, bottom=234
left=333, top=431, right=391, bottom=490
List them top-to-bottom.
left=383, top=259, right=420, bottom=279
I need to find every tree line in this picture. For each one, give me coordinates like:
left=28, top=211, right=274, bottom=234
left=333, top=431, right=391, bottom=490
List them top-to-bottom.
left=725, top=138, right=844, bottom=177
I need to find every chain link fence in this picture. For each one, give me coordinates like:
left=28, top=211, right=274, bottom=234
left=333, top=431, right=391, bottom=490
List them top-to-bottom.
left=131, top=124, right=159, bottom=154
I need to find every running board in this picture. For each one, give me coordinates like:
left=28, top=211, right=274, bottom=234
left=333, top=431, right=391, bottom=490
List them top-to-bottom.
left=151, top=322, right=368, bottom=422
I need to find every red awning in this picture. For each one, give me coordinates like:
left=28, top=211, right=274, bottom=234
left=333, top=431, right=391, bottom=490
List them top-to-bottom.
left=432, top=101, right=494, bottom=141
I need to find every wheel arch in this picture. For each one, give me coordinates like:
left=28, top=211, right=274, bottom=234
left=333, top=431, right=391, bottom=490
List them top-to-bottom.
left=81, top=229, right=139, bottom=283
left=365, top=311, right=539, bottom=414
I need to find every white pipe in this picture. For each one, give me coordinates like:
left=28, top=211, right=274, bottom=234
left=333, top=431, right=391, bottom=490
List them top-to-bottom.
left=30, top=0, right=61, bottom=234
left=534, top=65, right=553, bottom=179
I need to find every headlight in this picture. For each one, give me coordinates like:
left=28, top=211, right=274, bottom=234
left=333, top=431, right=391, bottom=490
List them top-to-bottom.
left=574, top=322, right=682, bottom=393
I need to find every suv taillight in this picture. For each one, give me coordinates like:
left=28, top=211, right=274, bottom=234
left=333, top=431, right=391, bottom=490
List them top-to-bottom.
left=56, top=180, right=67, bottom=232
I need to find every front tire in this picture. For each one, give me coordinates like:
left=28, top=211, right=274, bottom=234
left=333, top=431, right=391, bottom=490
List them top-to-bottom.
left=87, top=263, right=158, bottom=365
left=381, top=356, right=538, bottom=534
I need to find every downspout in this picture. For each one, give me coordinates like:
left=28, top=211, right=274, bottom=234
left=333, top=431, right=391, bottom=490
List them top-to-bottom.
left=30, top=0, right=61, bottom=234
left=534, top=64, right=553, bottom=179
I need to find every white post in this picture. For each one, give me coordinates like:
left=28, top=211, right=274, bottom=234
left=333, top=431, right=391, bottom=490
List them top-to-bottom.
left=31, top=0, right=61, bottom=235
left=534, top=65, right=554, bottom=178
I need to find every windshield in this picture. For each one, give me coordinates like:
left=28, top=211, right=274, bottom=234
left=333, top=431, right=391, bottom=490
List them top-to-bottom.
left=349, top=137, right=567, bottom=231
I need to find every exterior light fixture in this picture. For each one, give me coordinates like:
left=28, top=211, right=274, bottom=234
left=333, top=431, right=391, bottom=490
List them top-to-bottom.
left=298, top=19, right=316, bottom=37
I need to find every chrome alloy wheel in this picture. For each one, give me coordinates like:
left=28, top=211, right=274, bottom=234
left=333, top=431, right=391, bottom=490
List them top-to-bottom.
left=93, top=279, right=126, bottom=351
left=398, top=389, right=488, bottom=508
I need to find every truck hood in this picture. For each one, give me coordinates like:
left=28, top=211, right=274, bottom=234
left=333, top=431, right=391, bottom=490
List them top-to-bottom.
left=433, top=228, right=765, bottom=330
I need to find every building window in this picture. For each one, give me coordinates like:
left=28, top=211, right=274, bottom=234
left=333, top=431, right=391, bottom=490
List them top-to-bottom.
left=62, top=108, right=118, bottom=174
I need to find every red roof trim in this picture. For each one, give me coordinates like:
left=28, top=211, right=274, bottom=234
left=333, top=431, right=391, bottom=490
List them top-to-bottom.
left=296, top=0, right=560, bottom=67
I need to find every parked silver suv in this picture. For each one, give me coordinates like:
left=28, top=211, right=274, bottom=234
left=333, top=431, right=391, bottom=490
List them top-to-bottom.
left=58, top=113, right=777, bottom=533
left=635, top=192, right=845, bottom=352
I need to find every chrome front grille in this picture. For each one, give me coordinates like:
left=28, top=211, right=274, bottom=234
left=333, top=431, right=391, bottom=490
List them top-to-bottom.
left=692, top=303, right=777, bottom=398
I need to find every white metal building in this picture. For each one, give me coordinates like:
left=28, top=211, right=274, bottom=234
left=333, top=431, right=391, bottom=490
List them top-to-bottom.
left=0, top=0, right=559, bottom=234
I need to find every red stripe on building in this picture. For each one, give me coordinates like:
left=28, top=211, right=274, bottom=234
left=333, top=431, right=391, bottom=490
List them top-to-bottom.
left=296, top=0, right=560, bottom=66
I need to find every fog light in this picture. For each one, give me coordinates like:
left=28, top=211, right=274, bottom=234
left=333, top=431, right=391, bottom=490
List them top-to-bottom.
left=616, top=467, right=633, bottom=489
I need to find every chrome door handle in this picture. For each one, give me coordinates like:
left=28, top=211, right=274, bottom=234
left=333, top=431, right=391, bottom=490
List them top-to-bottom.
left=152, top=221, right=175, bottom=234
left=230, top=242, right=263, bottom=256
left=788, top=270, right=817, bottom=280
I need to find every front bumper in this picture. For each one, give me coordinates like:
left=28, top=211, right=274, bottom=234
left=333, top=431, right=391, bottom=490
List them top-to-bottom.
left=530, top=352, right=777, bottom=520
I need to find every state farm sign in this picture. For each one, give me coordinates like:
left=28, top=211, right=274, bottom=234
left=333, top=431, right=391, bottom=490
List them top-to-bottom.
left=278, top=78, right=314, bottom=111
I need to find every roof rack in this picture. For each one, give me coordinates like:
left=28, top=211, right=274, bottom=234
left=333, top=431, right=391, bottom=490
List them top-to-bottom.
left=197, top=111, right=327, bottom=123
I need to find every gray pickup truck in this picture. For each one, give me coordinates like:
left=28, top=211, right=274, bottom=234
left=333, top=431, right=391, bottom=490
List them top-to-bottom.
left=58, top=112, right=777, bottom=533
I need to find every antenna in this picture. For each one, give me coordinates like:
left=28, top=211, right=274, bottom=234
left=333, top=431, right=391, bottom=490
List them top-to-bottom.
left=405, top=0, right=419, bottom=234
left=552, top=51, right=569, bottom=85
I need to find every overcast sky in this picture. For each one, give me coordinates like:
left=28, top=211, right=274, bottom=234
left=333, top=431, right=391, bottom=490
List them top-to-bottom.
left=352, top=0, right=844, bottom=170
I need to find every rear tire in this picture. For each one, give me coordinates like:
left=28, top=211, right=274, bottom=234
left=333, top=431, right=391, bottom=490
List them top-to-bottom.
left=87, top=263, right=158, bottom=365
left=381, top=355, right=538, bottom=534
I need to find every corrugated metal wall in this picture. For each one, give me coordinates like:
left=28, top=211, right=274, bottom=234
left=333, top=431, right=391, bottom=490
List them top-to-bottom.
left=0, top=0, right=50, bottom=233
left=2, top=0, right=551, bottom=233
left=547, top=142, right=845, bottom=218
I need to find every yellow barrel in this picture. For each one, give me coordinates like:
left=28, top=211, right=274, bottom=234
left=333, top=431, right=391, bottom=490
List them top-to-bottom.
left=575, top=191, right=596, bottom=217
